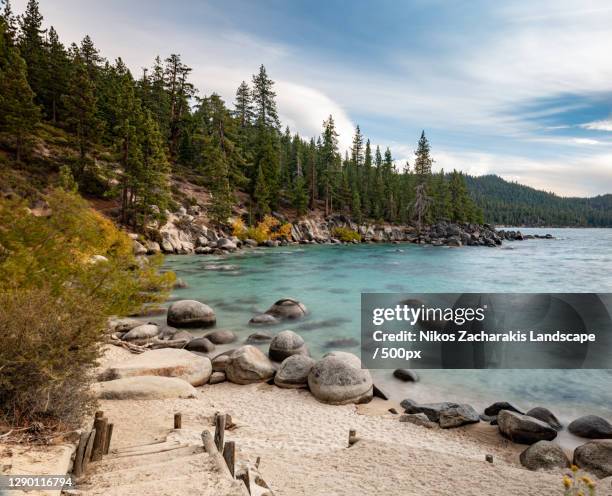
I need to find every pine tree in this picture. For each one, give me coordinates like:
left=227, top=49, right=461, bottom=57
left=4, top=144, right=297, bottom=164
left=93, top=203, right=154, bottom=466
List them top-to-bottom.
left=1, top=0, right=17, bottom=43
left=18, top=0, right=47, bottom=112
left=0, top=20, right=40, bottom=161
left=46, top=26, right=70, bottom=123
left=79, top=35, right=103, bottom=79
left=164, top=54, right=195, bottom=159
left=63, top=56, right=100, bottom=179
left=251, top=64, right=279, bottom=129
left=234, top=81, right=253, bottom=128
left=320, top=115, right=339, bottom=216
left=414, top=130, right=433, bottom=178
left=253, top=163, right=270, bottom=217
left=431, top=169, right=450, bottom=222
left=292, top=173, right=308, bottom=216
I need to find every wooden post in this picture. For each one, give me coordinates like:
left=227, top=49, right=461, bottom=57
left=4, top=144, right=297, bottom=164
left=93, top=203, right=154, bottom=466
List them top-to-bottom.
left=94, top=411, right=104, bottom=419
left=174, top=413, right=182, bottom=429
left=214, top=413, right=226, bottom=453
left=91, top=416, right=108, bottom=461
left=103, top=423, right=114, bottom=455
left=82, top=429, right=96, bottom=473
left=348, top=429, right=359, bottom=447
left=201, top=430, right=231, bottom=478
left=73, top=431, right=89, bottom=478
left=222, top=441, right=235, bottom=478
left=237, top=469, right=250, bottom=495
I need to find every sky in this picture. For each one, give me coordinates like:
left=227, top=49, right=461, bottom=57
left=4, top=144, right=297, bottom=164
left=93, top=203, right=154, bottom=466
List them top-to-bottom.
left=12, top=0, right=612, bottom=197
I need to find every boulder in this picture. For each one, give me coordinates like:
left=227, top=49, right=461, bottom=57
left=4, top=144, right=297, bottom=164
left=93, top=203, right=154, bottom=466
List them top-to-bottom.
left=217, top=238, right=237, bottom=251
left=133, top=240, right=147, bottom=255
left=173, top=278, right=188, bottom=289
left=264, top=299, right=308, bottom=320
left=167, top=300, right=216, bottom=328
left=249, top=313, right=281, bottom=326
left=110, top=317, right=145, bottom=334
left=121, top=324, right=160, bottom=341
left=204, top=329, right=237, bottom=345
left=246, top=330, right=273, bottom=344
left=269, top=330, right=309, bottom=361
left=185, top=337, right=216, bottom=353
left=225, top=346, right=276, bottom=385
left=100, top=348, right=212, bottom=386
left=211, top=350, right=235, bottom=372
left=308, top=353, right=373, bottom=405
left=274, top=355, right=315, bottom=389
left=393, top=369, right=419, bottom=382
left=209, top=372, right=226, bottom=385
left=93, top=376, right=197, bottom=400
left=402, top=401, right=460, bottom=422
left=484, top=401, right=524, bottom=416
left=439, top=404, right=481, bottom=429
left=526, top=407, right=563, bottom=431
left=498, top=410, right=557, bottom=444
left=399, top=413, right=435, bottom=429
left=568, top=415, right=612, bottom=439
left=573, top=440, right=612, bottom=478
left=519, top=441, right=570, bottom=471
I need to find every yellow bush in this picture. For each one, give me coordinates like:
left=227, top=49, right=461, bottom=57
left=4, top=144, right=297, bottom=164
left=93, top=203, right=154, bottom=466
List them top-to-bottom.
left=240, top=215, right=291, bottom=243
left=231, top=217, right=247, bottom=240
left=273, top=222, right=293, bottom=240
left=331, top=226, right=362, bottom=242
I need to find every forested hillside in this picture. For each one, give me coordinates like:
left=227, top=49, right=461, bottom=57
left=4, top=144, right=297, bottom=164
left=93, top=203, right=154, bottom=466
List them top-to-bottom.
left=0, top=0, right=480, bottom=232
left=466, top=175, right=612, bottom=227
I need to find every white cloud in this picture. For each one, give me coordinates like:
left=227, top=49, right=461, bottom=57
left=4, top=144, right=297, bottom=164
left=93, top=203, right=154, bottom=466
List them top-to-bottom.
left=581, top=120, right=612, bottom=132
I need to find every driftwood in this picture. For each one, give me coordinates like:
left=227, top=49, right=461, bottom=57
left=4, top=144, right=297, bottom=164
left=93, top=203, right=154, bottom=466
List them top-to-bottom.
left=108, top=334, right=189, bottom=353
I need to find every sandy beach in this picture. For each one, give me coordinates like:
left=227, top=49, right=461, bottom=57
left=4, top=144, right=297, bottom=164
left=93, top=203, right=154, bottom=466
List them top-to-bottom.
left=76, top=345, right=612, bottom=496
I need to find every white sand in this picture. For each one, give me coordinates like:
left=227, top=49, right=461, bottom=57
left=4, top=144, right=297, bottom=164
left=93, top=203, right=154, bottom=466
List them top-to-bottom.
left=86, top=346, right=597, bottom=496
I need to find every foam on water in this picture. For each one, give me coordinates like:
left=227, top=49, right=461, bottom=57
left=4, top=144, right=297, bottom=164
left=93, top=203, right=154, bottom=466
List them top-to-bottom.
left=163, top=228, right=612, bottom=432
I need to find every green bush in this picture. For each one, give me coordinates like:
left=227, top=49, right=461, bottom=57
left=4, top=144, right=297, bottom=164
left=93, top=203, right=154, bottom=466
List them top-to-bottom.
left=0, top=189, right=174, bottom=436
left=331, top=226, right=362, bottom=242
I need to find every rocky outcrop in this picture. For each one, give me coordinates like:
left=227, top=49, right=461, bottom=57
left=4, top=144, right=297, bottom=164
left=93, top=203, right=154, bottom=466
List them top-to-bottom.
left=167, top=300, right=216, bottom=328
left=225, top=345, right=276, bottom=385
left=99, top=348, right=212, bottom=386
left=308, top=352, right=372, bottom=405
left=93, top=376, right=198, bottom=400
left=498, top=410, right=557, bottom=444
left=568, top=415, right=612, bottom=439
left=573, top=440, right=612, bottom=478
left=519, top=441, right=570, bottom=471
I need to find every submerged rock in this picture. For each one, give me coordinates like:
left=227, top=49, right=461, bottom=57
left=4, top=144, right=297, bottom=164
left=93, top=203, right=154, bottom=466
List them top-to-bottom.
left=264, top=298, right=308, bottom=320
left=167, top=300, right=216, bottom=328
left=249, top=313, right=281, bottom=326
left=204, top=329, right=237, bottom=345
left=246, top=330, right=273, bottom=344
left=269, top=330, right=309, bottom=361
left=185, top=337, right=216, bottom=353
left=324, top=337, right=359, bottom=348
left=225, top=345, right=276, bottom=385
left=100, top=348, right=212, bottom=386
left=308, top=352, right=372, bottom=405
left=274, top=355, right=315, bottom=389
left=393, top=369, right=419, bottom=382
left=484, top=401, right=524, bottom=417
left=498, top=410, right=557, bottom=444
left=568, top=415, right=612, bottom=439
left=573, top=440, right=612, bottom=478
left=519, top=441, right=570, bottom=471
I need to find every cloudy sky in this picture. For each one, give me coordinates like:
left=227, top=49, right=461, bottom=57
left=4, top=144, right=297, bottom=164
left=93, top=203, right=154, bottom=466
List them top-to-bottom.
left=14, top=0, right=612, bottom=196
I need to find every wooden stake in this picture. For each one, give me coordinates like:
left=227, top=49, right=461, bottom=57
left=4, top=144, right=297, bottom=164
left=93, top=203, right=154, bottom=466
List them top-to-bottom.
left=94, top=411, right=104, bottom=419
left=174, top=413, right=182, bottom=429
left=214, top=413, right=226, bottom=453
left=91, top=417, right=108, bottom=461
left=103, top=423, right=114, bottom=455
left=82, top=429, right=96, bottom=473
left=348, top=429, right=359, bottom=447
left=201, top=430, right=231, bottom=478
left=73, top=431, right=89, bottom=478
left=222, top=441, right=235, bottom=478
left=237, top=469, right=251, bottom=494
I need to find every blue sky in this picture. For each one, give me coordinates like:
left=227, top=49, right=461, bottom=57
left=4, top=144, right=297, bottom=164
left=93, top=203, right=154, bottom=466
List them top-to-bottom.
left=14, top=0, right=612, bottom=196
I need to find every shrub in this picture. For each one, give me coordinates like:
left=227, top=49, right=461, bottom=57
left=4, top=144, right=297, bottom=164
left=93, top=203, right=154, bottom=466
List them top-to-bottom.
left=0, top=189, right=174, bottom=437
left=235, top=215, right=292, bottom=244
left=232, top=217, right=247, bottom=240
left=331, top=226, right=362, bottom=243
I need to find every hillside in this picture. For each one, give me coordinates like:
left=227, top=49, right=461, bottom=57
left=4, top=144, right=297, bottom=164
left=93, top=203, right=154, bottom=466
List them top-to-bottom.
left=466, top=174, right=612, bottom=227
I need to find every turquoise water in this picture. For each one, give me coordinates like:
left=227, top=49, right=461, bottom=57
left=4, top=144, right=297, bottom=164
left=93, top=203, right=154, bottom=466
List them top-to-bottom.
left=163, top=228, right=612, bottom=435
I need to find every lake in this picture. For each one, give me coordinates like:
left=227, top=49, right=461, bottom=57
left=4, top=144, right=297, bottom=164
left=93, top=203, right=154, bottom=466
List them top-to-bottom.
left=163, top=228, right=612, bottom=442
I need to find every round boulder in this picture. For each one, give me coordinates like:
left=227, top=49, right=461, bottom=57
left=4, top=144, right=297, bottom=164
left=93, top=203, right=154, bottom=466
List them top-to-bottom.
left=217, top=238, right=237, bottom=251
left=265, top=299, right=308, bottom=320
left=167, top=300, right=216, bottom=328
left=121, top=324, right=159, bottom=341
left=204, top=329, right=237, bottom=345
left=269, top=330, right=308, bottom=362
left=185, top=337, right=216, bottom=353
left=225, top=345, right=276, bottom=385
left=211, top=350, right=235, bottom=372
left=308, top=352, right=373, bottom=405
left=274, top=355, right=315, bottom=389
left=393, top=368, right=419, bottom=382
left=526, top=407, right=563, bottom=431
left=498, top=410, right=557, bottom=444
left=568, top=415, right=612, bottom=439
left=573, top=440, right=612, bottom=478
left=519, top=441, right=570, bottom=471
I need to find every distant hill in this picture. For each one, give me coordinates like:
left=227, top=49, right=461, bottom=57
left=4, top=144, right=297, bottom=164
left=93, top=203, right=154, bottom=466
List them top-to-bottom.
left=466, top=174, right=612, bottom=227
